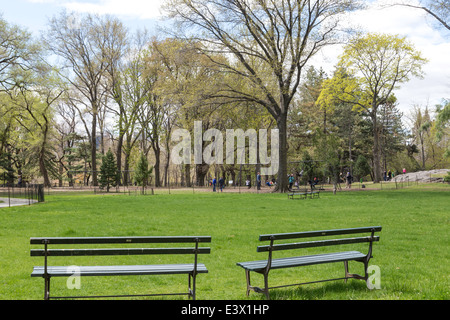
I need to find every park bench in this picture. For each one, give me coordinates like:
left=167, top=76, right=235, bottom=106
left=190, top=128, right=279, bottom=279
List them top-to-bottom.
left=287, top=189, right=320, bottom=199
left=310, top=189, right=320, bottom=198
left=287, top=191, right=308, bottom=199
left=236, top=226, right=381, bottom=299
left=30, top=235, right=211, bottom=300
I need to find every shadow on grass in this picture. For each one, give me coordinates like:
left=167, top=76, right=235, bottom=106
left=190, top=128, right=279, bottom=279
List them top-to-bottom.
left=268, top=280, right=369, bottom=300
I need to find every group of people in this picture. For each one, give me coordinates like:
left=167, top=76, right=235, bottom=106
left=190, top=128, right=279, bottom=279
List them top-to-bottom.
left=211, top=167, right=408, bottom=192
left=383, top=170, right=395, bottom=181
left=211, top=171, right=267, bottom=192
left=211, top=177, right=225, bottom=192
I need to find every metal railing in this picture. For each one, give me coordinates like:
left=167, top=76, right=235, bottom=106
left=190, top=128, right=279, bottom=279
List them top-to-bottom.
left=0, top=184, right=45, bottom=207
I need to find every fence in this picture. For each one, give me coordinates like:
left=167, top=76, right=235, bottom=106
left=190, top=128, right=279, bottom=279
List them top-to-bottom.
left=0, top=184, right=45, bottom=207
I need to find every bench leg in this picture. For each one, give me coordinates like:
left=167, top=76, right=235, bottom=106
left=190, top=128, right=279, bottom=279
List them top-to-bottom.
left=344, top=260, right=368, bottom=282
left=344, top=261, right=349, bottom=283
left=243, top=270, right=270, bottom=300
left=244, top=270, right=251, bottom=296
left=188, top=273, right=196, bottom=300
left=263, top=273, right=270, bottom=300
left=44, top=276, right=50, bottom=300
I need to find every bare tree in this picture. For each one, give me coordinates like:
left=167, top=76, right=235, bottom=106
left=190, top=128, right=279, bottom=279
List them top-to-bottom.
left=44, top=12, right=118, bottom=186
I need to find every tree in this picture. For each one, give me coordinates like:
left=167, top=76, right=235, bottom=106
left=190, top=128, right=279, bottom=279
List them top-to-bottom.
left=164, top=0, right=363, bottom=192
left=44, top=12, right=121, bottom=186
left=0, top=14, right=40, bottom=92
left=319, top=33, right=427, bottom=182
left=288, top=66, right=328, bottom=154
left=434, top=99, right=450, bottom=159
left=410, top=105, right=432, bottom=169
left=314, top=130, right=343, bottom=194
left=99, top=149, right=118, bottom=192
left=134, top=153, right=153, bottom=192
left=353, top=154, right=371, bottom=181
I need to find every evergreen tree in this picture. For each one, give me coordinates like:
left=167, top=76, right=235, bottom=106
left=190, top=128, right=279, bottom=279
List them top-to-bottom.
left=99, top=149, right=118, bottom=192
left=134, top=153, right=153, bottom=193
left=354, top=155, right=371, bottom=181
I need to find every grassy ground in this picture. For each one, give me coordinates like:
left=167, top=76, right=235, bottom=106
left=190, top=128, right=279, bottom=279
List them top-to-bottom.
left=0, top=184, right=448, bottom=300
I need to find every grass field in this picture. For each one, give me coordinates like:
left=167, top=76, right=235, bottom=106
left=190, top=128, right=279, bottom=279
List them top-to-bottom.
left=0, top=184, right=448, bottom=300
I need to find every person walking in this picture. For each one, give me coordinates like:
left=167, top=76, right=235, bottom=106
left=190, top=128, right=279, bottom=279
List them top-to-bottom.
left=256, top=172, right=261, bottom=190
left=346, top=172, right=353, bottom=189
left=288, top=174, right=294, bottom=190
left=212, top=177, right=217, bottom=192
left=218, top=177, right=225, bottom=192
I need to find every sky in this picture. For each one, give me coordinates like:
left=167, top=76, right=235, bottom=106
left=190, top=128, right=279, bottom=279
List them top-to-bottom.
left=1, top=0, right=449, bottom=118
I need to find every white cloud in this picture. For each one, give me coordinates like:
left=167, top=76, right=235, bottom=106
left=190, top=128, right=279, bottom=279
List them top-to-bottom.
left=22, top=0, right=450, bottom=112
left=62, top=0, right=165, bottom=20
left=312, top=0, right=450, bottom=113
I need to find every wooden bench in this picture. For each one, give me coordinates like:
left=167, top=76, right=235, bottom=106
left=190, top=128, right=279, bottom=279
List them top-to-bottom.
left=287, top=190, right=320, bottom=199
left=310, top=190, right=320, bottom=198
left=287, top=191, right=307, bottom=199
left=236, top=226, right=381, bottom=299
left=30, top=236, right=211, bottom=300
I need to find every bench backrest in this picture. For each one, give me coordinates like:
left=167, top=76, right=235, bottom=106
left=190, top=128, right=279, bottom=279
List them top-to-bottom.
left=257, top=226, right=381, bottom=253
left=30, top=236, right=211, bottom=257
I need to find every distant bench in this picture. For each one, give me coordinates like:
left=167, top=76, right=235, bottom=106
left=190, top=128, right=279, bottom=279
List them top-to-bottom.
left=287, top=189, right=320, bottom=199
left=236, top=226, right=381, bottom=299
left=30, top=236, right=211, bottom=300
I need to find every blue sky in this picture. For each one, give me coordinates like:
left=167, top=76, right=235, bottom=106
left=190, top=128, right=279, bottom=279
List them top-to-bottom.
left=0, top=0, right=165, bottom=35
left=1, top=0, right=449, bottom=117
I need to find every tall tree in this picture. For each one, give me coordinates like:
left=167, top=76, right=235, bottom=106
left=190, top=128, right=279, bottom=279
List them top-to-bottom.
left=164, top=0, right=363, bottom=192
left=44, top=12, right=118, bottom=186
left=319, top=33, right=427, bottom=182
left=435, top=99, right=450, bottom=158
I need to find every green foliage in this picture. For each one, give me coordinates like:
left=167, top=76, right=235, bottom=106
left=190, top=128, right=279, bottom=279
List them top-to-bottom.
left=435, top=99, right=450, bottom=158
left=313, top=130, right=343, bottom=186
left=99, top=150, right=118, bottom=192
left=301, top=150, right=317, bottom=181
left=134, top=153, right=153, bottom=187
left=354, top=155, right=372, bottom=180
left=444, top=172, right=450, bottom=183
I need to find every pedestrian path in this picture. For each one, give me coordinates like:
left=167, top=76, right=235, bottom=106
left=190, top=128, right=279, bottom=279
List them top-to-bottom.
left=0, top=197, right=38, bottom=208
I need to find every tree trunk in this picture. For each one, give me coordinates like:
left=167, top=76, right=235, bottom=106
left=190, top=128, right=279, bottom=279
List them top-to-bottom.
left=91, top=110, right=98, bottom=186
left=371, top=110, right=382, bottom=183
left=276, top=111, right=289, bottom=192
left=39, top=123, right=51, bottom=188
left=116, top=127, right=124, bottom=185
left=153, top=145, right=161, bottom=187
left=196, top=163, right=209, bottom=186
left=184, top=164, right=191, bottom=187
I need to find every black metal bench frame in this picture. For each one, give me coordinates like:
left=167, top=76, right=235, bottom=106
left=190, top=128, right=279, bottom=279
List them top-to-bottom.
left=287, top=190, right=320, bottom=199
left=287, top=192, right=307, bottom=199
left=236, top=226, right=381, bottom=299
left=30, top=236, right=211, bottom=300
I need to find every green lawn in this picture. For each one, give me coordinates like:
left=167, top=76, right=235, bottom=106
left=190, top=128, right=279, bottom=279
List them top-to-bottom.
left=0, top=185, right=448, bottom=300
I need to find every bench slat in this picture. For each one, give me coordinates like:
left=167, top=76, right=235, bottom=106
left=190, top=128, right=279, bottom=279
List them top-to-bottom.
left=259, top=226, right=382, bottom=241
left=30, top=236, right=211, bottom=245
left=257, top=236, right=379, bottom=252
left=30, top=247, right=211, bottom=257
left=237, top=251, right=366, bottom=271
left=31, top=263, right=209, bottom=277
